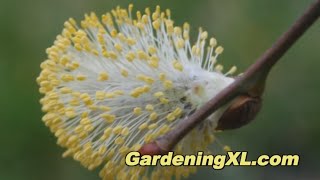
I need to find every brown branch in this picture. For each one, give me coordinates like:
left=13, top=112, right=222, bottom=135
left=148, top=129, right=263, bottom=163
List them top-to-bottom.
left=139, top=0, right=320, bottom=154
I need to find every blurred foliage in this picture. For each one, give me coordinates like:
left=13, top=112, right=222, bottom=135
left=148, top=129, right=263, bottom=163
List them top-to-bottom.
left=0, top=0, right=319, bottom=179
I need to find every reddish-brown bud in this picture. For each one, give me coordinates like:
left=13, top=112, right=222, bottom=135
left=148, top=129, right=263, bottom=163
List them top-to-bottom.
left=216, top=94, right=262, bottom=130
left=138, top=141, right=168, bottom=155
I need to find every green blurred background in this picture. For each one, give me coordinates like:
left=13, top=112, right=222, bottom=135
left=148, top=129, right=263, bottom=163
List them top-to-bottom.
left=1, top=0, right=319, bottom=179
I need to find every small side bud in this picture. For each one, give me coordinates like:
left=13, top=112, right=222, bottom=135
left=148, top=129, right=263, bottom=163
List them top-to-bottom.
left=216, top=95, right=262, bottom=130
left=139, top=141, right=168, bottom=155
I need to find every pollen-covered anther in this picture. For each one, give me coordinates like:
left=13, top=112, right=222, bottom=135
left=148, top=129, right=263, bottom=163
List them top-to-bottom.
left=165, top=20, right=174, bottom=35
left=174, top=26, right=182, bottom=36
left=200, top=31, right=208, bottom=40
left=126, top=38, right=136, bottom=46
left=175, top=38, right=185, bottom=49
left=210, top=38, right=217, bottom=47
left=114, top=43, right=123, bottom=52
left=192, top=45, right=202, bottom=56
left=148, top=46, right=157, bottom=54
left=215, top=46, right=224, bottom=55
left=137, top=50, right=149, bottom=60
left=108, top=51, right=118, bottom=60
left=125, top=52, right=136, bottom=62
left=148, top=59, right=159, bottom=68
left=173, top=60, right=183, bottom=71
left=215, top=64, right=224, bottom=72
left=226, top=66, right=237, bottom=75
left=120, top=68, right=129, bottom=77
left=98, top=72, right=109, bottom=81
left=159, top=73, right=166, bottom=81
left=61, top=74, right=74, bottom=82
left=76, top=74, right=87, bottom=81
left=137, top=74, right=154, bottom=84
left=163, top=80, right=173, bottom=89
left=130, top=85, right=150, bottom=98
left=95, top=91, right=106, bottom=100
left=153, top=91, right=164, bottom=98
left=80, top=93, right=93, bottom=106
left=159, top=97, right=169, bottom=104
left=145, top=104, right=154, bottom=111
left=99, top=105, right=111, bottom=112
left=133, top=107, right=142, bottom=115
left=173, top=107, right=183, bottom=117
left=65, top=108, right=76, bottom=118
left=149, top=112, right=158, bottom=121
left=101, top=113, right=116, bottom=123
left=166, top=113, right=176, bottom=121
left=139, top=123, right=148, bottom=130
left=148, top=123, right=157, bottom=130
left=101, top=127, right=112, bottom=139
left=121, top=127, right=130, bottom=136
left=115, top=137, right=125, bottom=145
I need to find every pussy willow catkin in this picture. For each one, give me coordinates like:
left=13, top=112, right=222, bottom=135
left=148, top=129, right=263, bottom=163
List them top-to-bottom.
left=37, top=4, right=237, bottom=180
